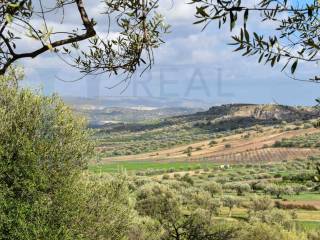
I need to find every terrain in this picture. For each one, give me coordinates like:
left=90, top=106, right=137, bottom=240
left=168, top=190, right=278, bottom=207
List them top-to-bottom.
left=86, top=102, right=320, bottom=235
left=92, top=103, right=320, bottom=161
left=99, top=128, right=320, bottom=162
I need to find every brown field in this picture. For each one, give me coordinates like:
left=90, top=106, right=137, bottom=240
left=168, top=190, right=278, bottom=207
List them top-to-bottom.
left=101, top=128, right=320, bottom=163
left=189, top=147, right=320, bottom=164
left=279, top=201, right=320, bottom=210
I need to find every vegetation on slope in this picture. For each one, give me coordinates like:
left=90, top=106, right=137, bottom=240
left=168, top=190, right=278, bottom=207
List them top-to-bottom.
left=274, top=133, right=320, bottom=148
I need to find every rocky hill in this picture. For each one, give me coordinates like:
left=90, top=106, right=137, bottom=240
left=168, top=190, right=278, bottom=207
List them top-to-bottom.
left=199, top=104, right=319, bottom=121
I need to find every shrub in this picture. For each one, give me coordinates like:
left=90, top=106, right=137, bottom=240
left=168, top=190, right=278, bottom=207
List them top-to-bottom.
left=303, top=123, right=313, bottom=129
left=243, top=133, right=250, bottom=139
left=209, top=140, right=218, bottom=147
left=224, top=144, right=232, bottom=149
left=184, top=146, right=193, bottom=157
left=173, top=173, right=181, bottom=178
left=274, top=173, right=282, bottom=178
left=283, top=173, right=314, bottom=182
left=162, top=174, right=170, bottom=180
left=180, top=175, right=194, bottom=185
left=216, top=177, right=229, bottom=184
left=203, top=182, right=222, bottom=196
left=226, top=183, right=251, bottom=196
left=291, top=184, right=308, bottom=195
left=189, top=191, right=221, bottom=215
left=249, top=196, right=274, bottom=212
left=249, top=209, right=297, bottom=231
left=128, top=216, right=164, bottom=240
left=238, top=222, right=303, bottom=240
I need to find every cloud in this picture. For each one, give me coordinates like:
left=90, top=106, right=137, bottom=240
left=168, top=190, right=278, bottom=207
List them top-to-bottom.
left=19, top=0, right=320, bottom=105
left=160, top=0, right=195, bottom=24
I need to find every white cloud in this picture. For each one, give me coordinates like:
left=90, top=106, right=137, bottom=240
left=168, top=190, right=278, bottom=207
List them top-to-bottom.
left=18, top=0, right=320, bottom=105
left=160, top=0, right=195, bottom=24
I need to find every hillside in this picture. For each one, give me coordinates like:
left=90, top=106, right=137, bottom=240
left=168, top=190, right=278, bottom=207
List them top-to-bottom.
left=91, top=103, right=320, bottom=234
left=93, top=103, right=320, bottom=160
left=175, top=103, right=319, bottom=122
left=99, top=104, right=319, bottom=132
left=202, top=104, right=319, bottom=121
left=97, top=127, right=320, bottom=163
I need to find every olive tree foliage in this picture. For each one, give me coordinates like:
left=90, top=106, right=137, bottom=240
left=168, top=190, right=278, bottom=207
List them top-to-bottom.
left=0, top=0, right=169, bottom=76
left=190, top=0, right=320, bottom=81
left=0, top=70, right=92, bottom=238
left=0, top=71, right=138, bottom=239
left=314, top=162, right=320, bottom=190
left=75, top=174, right=136, bottom=240
left=203, top=181, right=222, bottom=196
left=135, top=182, right=232, bottom=240
left=224, top=182, right=251, bottom=196
left=265, top=184, right=293, bottom=199
left=248, top=195, right=274, bottom=212
left=222, top=196, right=241, bottom=217
left=249, top=209, right=296, bottom=231
left=128, top=216, right=164, bottom=240
left=237, top=222, right=305, bottom=240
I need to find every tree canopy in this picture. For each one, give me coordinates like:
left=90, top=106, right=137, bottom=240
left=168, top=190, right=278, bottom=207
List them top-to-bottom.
left=0, top=0, right=169, bottom=76
left=190, top=0, right=320, bottom=81
left=2, top=1, right=320, bottom=81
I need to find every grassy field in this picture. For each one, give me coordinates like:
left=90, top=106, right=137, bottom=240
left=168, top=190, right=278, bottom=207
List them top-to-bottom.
left=89, top=161, right=218, bottom=173
left=285, top=193, right=320, bottom=201
left=296, top=220, right=320, bottom=231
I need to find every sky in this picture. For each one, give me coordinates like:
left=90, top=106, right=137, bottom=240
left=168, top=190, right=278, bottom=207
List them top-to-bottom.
left=21, top=0, right=320, bottom=107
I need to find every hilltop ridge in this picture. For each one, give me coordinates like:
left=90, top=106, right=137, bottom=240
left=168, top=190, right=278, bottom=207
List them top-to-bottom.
left=191, top=103, right=319, bottom=122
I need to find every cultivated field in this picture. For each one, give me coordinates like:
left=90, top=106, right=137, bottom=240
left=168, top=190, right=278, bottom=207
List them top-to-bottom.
left=89, top=110, right=320, bottom=237
left=97, top=128, right=320, bottom=163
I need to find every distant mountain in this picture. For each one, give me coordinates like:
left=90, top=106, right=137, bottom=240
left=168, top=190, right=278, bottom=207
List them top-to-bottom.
left=63, top=96, right=211, bottom=109
left=63, top=96, right=206, bottom=125
left=64, top=96, right=320, bottom=128
left=98, top=103, right=320, bottom=134
left=200, top=104, right=319, bottom=121
left=81, top=107, right=204, bottom=126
